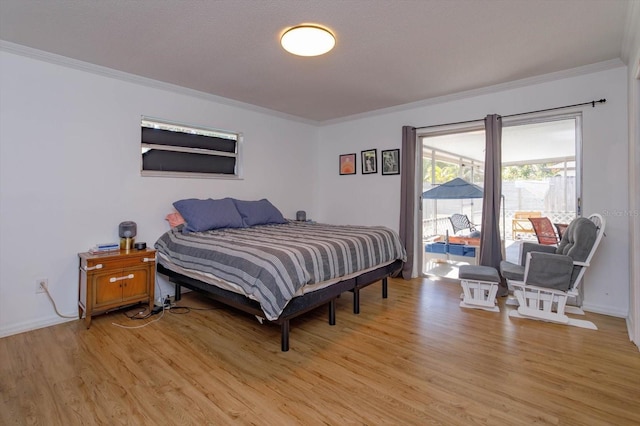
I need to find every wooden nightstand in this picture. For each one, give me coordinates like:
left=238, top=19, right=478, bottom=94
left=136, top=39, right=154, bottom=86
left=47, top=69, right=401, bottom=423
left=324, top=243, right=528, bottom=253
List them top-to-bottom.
left=78, top=248, right=156, bottom=328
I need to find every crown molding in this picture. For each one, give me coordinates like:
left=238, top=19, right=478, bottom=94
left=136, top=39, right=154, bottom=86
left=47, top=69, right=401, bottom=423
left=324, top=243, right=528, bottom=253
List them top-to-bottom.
left=0, top=40, right=320, bottom=126
left=323, top=59, right=625, bottom=126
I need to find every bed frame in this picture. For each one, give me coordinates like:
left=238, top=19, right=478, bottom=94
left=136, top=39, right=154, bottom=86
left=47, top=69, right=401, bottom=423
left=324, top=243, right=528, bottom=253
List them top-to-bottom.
left=157, top=259, right=403, bottom=351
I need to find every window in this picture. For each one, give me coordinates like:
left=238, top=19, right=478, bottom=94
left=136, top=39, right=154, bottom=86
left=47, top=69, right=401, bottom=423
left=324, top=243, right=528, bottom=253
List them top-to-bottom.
left=141, top=117, right=242, bottom=178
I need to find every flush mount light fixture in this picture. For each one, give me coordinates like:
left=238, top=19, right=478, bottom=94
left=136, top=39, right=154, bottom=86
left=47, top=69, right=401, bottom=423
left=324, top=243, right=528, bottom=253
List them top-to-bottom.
left=280, top=24, right=336, bottom=57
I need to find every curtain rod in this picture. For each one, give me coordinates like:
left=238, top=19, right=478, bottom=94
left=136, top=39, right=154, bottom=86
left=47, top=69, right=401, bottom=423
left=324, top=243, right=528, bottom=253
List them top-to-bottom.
left=413, top=98, right=606, bottom=130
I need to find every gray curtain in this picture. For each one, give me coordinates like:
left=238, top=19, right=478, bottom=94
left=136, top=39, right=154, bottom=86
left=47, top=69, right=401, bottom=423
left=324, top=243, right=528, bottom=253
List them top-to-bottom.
left=479, top=114, right=508, bottom=295
left=400, top=126, right=416, bottom=279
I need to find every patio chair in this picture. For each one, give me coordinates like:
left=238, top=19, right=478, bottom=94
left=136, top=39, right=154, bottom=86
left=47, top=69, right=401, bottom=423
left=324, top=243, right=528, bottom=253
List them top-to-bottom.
left=511, top=211, right=540, bottom=239
left=449, top=213, right=477, bottom=235
left=499, top=214, right=606, bottom=329
left=529, top=217, right=559, bottom=245
left=554, top=222, right=569, bottom=240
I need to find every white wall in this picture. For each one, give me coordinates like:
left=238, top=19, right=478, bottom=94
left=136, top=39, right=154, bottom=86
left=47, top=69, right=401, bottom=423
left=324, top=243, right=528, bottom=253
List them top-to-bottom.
left=0, top=49, right=319, bottom=336
left=316, top=65, right=630, bottom=318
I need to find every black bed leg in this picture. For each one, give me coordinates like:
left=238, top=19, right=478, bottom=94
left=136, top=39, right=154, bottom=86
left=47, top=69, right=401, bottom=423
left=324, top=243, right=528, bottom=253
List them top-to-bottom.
left=382, top=277, right=388, bottom=299
left=174, top=283, right=182, bottom=301
left=353, top=288, right=360, bottom=314
left=329, top=299, right=336, bottom=325
left=281, top=320, right=290, bottom=352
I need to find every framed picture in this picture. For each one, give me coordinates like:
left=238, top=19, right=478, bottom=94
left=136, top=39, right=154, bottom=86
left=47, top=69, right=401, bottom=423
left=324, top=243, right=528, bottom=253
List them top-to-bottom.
left=361, top=149, right=377, bottom=174
left=381, top=149, right=400, bottom=175
left=339, top=153, right=357, bottom=175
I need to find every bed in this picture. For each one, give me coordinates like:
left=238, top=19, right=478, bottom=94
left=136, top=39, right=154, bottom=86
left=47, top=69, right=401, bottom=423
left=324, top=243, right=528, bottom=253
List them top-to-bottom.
left=155, top=211, right=406, bottom=351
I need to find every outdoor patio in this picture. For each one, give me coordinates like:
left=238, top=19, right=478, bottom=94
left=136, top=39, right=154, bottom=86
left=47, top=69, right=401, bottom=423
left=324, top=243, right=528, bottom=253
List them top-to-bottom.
left=421, top=212, right=570, bottom=281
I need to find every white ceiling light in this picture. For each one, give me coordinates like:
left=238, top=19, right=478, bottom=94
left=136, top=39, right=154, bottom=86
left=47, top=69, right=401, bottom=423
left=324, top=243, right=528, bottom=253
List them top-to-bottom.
left=280, top=24, right=336, bottom=57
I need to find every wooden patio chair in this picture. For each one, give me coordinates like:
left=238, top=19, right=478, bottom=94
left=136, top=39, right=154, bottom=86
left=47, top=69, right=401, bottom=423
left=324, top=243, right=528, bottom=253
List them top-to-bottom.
left=511, top=211, right=540, bottom=239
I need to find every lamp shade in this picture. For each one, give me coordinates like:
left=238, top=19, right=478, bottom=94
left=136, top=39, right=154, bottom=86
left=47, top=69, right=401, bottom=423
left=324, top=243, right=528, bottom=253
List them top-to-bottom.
left=118, top=221, right=137, bottom=238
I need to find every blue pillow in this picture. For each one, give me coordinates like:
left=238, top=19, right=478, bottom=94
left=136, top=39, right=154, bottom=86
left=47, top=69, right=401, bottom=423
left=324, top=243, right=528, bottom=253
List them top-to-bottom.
left=173, top=198, right=244, bottom=233
left=232, top=199, right=286, bottom=227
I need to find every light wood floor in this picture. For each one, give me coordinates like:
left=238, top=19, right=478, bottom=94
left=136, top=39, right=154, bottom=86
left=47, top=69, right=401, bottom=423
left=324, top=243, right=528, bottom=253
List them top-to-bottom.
left=1, top=278, right=639, bottom=425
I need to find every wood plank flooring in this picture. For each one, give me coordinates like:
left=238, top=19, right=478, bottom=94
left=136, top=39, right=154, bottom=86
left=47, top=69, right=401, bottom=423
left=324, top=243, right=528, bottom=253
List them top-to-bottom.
left=1, top=277, right=639, bottom=425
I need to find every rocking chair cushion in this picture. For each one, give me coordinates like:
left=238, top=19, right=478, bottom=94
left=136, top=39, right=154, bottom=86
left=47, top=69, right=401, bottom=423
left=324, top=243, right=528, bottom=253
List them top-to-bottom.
left=555, top=217, right=598, bottom=284
left=556, top=217, right=597, bottom=260
left=500, top=242, right=554, bottom=281
left=521, top=242, right=556, bottom=266
left=525, top=252, right=574, bottom=291
left=499, top=260, right=525, bottom=281
left=459, top=265, right=500, bottom=282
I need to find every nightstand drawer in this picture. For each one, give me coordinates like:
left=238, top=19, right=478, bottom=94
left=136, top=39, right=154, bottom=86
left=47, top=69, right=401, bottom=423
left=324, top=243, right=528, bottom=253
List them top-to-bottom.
left=82, top=254, right=155, bottom=271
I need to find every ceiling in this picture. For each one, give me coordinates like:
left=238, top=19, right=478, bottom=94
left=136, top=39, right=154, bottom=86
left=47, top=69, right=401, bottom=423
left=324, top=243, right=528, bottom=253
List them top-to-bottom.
left=0, top=0, right=634, bottom=123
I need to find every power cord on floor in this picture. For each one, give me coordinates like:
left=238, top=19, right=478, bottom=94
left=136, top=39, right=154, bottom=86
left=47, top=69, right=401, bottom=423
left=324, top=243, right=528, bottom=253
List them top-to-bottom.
left=42, top=284, right=76, bottom=319
left=112, top=294, right=171, bottom=328
left=157, top=294, right=220, bottom=314
left=110, top=296, right=221, bottom=329
left=112, top=305, right=165, bottom=329
left=167, top=305, right=221, bottom=314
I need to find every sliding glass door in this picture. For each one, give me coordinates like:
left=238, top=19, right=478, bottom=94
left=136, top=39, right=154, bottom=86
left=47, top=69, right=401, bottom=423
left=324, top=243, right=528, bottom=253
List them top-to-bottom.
left=419, top=113, right=581, bottom=278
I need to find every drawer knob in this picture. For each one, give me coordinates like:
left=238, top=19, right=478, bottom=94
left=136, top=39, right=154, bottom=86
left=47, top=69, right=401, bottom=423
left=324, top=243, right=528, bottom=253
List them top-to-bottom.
left=142, top=257, right=156, bottom=263
left=83, top=264, right=103, bottom=271
left=109, top=273, right=134, bottom=283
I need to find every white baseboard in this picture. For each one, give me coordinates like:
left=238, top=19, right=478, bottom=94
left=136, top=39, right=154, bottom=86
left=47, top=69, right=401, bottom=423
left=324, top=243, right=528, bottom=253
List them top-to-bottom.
left=582, top=302, right=628, bottom=318
left=0, top=315, right=77, bottom=339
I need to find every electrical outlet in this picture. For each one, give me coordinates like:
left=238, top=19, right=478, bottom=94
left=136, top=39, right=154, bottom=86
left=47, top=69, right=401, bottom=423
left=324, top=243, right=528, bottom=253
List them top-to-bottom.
left=36, top=278, right=48, bottom=294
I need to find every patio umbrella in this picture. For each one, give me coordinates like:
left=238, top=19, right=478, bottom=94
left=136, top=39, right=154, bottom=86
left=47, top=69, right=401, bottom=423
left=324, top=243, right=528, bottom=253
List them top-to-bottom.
left=421, top=177, right=483, bottom=199
left=422, top=178, right=505, bottom=240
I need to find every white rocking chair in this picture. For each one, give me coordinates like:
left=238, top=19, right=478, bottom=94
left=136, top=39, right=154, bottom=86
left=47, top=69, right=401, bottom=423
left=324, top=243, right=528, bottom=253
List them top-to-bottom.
left=500, top=214, right=605, bottom=329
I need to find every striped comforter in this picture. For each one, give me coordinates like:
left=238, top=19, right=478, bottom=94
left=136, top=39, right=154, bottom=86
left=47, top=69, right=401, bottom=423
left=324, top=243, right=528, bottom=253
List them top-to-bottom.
left=155, top=221, right=407, bottom=321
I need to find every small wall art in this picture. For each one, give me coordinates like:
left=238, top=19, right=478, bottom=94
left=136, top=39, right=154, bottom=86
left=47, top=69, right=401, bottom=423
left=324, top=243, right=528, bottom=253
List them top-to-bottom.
left=361, top=149, right=377, bottom=174
left=381, top=149, right=400, bottom=175
left=339, top=153, right=357, bottom=175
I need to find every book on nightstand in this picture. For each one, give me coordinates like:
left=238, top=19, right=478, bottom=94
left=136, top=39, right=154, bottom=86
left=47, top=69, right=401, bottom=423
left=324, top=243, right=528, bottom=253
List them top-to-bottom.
left=89, top=242, right=120, bottom=253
